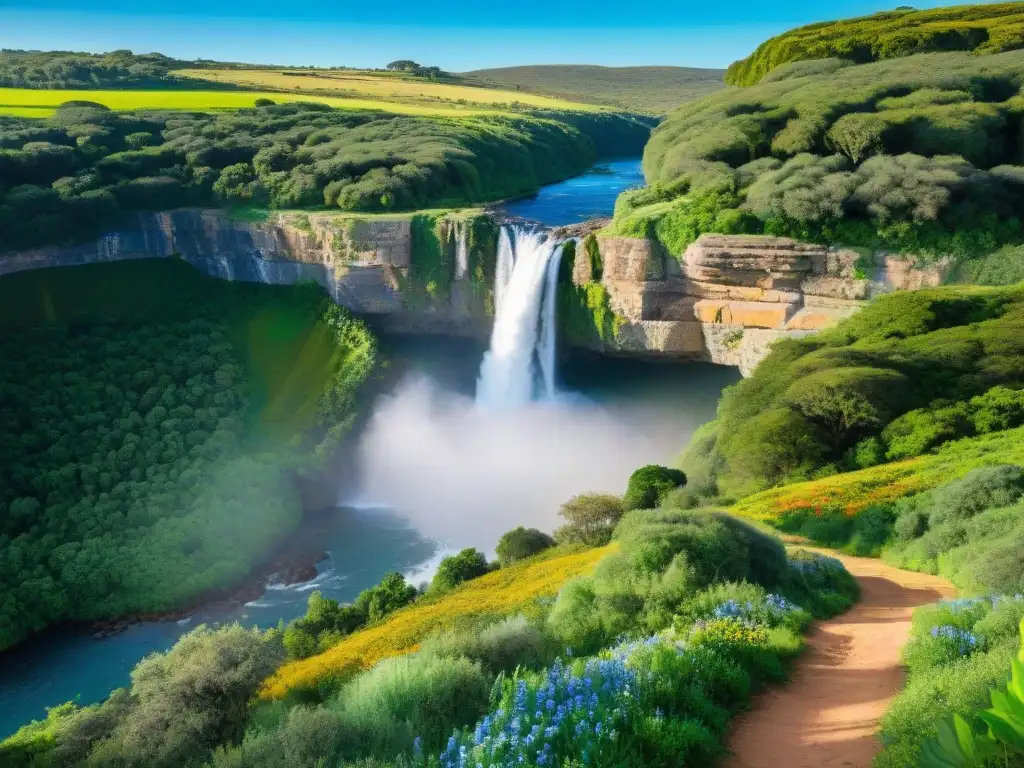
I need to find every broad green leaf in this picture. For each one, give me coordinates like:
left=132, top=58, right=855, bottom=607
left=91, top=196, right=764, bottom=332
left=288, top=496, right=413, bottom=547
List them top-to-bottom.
left=919, top=716, right=984, bottom=768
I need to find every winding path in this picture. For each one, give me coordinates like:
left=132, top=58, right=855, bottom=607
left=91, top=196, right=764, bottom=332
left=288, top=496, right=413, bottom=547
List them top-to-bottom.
left=724, top=550, right=956, bottom=768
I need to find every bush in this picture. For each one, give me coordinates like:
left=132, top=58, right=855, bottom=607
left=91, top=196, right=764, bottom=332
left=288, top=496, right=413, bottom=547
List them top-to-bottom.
left=623, top=465, right=688, bottom=511
left=554, top=493, right=624, bottom=547
left=495, top=527, right=555, bottom=566
left=430, top=549, right=491, bottom=593
left=420, top=614, right=551, bottom=673
left=330, top=653, right=490, bottom=757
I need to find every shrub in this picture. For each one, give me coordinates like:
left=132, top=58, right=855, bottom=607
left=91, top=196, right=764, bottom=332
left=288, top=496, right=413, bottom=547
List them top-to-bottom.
left=926, top=464, right=1024, bottom=527
left=623, top=465, right=688, bottom=511
left=554, top=493, right=624, bottom=546
left=495, top=527, right=555, bottom=566
left=430, top=549, right=491, bottom=594
left=420, top=614, right=551, bottom=673
left=82, top=624, right=284, bottom=768
left=330, top=653, right=490, bottom=757
left=208, top=706, right=344, bottom=768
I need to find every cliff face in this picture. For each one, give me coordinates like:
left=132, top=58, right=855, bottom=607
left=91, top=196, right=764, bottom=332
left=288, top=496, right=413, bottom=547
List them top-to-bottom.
left=0, top=209, right=494, bottom=337
left=0, top=210, right=950, bottom=376
left=577, top=233, right=951, bottom=375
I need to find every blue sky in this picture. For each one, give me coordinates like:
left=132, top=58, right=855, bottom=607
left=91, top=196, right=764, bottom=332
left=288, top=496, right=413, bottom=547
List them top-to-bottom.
left=1, top=1, right=955, bottom=70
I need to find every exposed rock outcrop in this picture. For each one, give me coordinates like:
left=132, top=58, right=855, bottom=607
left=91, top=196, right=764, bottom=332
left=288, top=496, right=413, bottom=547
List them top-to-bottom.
left=0, top=209, right=493, bottom=337
left=0, top=212, right=952, bottom=377
left=579, top=233, right=950, bottom=375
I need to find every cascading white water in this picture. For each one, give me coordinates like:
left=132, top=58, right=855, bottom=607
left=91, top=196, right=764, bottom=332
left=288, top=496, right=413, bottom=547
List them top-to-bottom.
left=454, top=220, right=469, bottom=281
left=476, top=225, right=563, bottom=408
left=493, top=226, right=515, bottom=315
left=537, top=240, right=564, bottom=398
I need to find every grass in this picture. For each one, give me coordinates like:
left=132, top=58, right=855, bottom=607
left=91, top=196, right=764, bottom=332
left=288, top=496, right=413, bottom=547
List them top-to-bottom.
left=459, top=65, right=726, bottom=115
left=175, top=68, right=598, bottom=111
left=0, top=86, right=504, bottom=118
left=730, top=426, right=1024, bottom=523
left=260, top=545, right=614, bottom=699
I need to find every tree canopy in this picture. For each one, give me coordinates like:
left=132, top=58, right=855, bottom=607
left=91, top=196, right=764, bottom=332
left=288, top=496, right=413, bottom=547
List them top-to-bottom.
left=0, top=259, right=377, bottom=650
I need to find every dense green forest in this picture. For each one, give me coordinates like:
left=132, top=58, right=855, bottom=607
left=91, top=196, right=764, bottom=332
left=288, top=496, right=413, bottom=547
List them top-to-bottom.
left=725, top=2, right=1024, bottom=86
left=608, top=49, right=1024, bottom=262
left=0, top=50, right=202, bottom=89
left=461, top=65, right=726, bottom=115
left=0, top=101, right=651, bottom=253
left=0, top=260, right=376, bottom=650
left=678, top=286, right=1024, bottom=498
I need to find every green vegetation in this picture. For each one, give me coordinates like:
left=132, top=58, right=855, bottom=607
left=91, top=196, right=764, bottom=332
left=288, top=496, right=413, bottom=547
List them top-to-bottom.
left=726, top=3, right=1024, bottom=86
left=626, top=48, right=1024, bottom=263
left=0, top=49, right=201, bottom=89
left=461, top=65, right=726, bottom=115
left=0, top=100, right=648, bottom=253
left=557, top=238, right=627, bottom=347
left=949, top=244, right=1024, bottom=285
left=0, top=259, right=376, bottom=650
left=679, top=286, right=1024, bottom=497
left=623, top=465, right=689, bottom=511
left=553, top=493, right=625, bottom=546
left=1, top=501, right=857, bottom=768
left=495, top=527, right=555, bottom=566
left=430, top=548, right=492, bottom=594
left=282, top=574, right=419, bottom=661
left=877, top=599, right=1024, bottom=768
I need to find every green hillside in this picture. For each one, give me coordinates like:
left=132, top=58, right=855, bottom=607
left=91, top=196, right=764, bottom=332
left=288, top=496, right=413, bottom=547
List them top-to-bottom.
left=726, top=2, right=1024, bottom=86
left=608, top=48, right=1024, bottom=264
left=461, top=65, right=726, bottom=115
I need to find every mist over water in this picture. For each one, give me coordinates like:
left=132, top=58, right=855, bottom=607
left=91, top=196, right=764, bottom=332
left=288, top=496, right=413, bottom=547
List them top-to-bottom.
left=351, top=371, right=722, bottom=550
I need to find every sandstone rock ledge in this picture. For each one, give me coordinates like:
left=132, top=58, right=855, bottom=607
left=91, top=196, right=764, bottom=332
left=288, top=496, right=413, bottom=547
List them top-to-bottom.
left=0, top=209, right=493, bottom=337
left=582, top=233, right=950, bottom=376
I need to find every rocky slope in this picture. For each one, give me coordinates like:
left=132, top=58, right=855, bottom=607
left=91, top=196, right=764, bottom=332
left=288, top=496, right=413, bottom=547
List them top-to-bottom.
left=0, top=210, right=948, bottom=375
left=576, top=233, right=950, bottom=375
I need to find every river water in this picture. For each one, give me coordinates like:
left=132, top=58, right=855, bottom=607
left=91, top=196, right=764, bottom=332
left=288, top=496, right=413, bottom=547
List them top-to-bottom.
left=0, top=156, right=741, bottom=738
left=497, top=158, right=644, bottom=226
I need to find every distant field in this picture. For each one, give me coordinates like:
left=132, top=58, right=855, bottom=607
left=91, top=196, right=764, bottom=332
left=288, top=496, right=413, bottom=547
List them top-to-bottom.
left=461, top=65, right=727, bottom=115
left=175, top=68, right=599, bottom=111
left=0, top=87, right=503, bottom=118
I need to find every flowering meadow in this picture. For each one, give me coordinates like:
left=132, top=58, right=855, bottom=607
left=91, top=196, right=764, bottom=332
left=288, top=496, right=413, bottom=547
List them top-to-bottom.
left=730, top=426, right=1024, bottom=524
left=261, top=545, right=614, bottom=699
left=420, top=594, right=812, bottom=768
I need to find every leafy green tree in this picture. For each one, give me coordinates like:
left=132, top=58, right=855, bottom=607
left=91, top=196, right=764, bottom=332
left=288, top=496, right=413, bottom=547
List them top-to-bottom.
left=623, top=465, right=688, bottom=512
left=554, top=493, right=624, bottom=546
left=495, top=527, right=555, bottom=566
left=431, top=549, right=490, bottom=593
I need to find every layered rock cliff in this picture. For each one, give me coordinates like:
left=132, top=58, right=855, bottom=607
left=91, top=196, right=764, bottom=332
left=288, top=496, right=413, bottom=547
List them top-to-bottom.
left=0, top=209, right=950, bottom=376
left=0, top=209, right=497, bottom=337
left=571, top=233, right=951, bottom=375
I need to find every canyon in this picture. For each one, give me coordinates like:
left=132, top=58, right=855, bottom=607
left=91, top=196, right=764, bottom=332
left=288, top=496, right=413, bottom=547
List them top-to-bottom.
left=0, top=208, right=949, bottom=375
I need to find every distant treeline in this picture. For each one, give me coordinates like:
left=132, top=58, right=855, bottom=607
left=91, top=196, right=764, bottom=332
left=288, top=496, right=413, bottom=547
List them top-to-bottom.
left=0, top=50, right=212, bottom=90
left=0, top=101, right=648, bottom=252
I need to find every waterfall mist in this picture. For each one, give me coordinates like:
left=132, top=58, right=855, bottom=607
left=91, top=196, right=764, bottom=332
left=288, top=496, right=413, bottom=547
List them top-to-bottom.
left=351, top=374, right=707, bottom=552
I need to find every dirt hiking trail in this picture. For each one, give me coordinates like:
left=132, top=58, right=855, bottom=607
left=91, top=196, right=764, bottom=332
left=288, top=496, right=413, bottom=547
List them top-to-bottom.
left=724, top=549, right=956, bottom=768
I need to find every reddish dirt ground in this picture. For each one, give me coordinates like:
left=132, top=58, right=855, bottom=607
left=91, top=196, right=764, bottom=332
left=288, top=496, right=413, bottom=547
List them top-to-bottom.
left=724, top=550, right=956, bottom=768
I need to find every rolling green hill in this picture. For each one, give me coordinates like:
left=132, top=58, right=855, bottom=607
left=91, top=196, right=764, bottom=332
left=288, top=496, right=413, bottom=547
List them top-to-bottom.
left=726, top=2, right=1024, bottom=86
left=460, top=65, right=727, bottom=115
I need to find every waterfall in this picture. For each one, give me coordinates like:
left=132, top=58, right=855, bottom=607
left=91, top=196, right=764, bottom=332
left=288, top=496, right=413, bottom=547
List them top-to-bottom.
left=454, top=220, right=469, bottom=281
left=476, top=225, right=564, bottom=408
left=493, top=226, right=514, bottom=316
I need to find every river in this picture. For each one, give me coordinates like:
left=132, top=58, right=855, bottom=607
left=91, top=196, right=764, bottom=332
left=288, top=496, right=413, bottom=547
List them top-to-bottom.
left=0, top=156, right=742, bottom=738
left=497, top=157, right=644, bottom=226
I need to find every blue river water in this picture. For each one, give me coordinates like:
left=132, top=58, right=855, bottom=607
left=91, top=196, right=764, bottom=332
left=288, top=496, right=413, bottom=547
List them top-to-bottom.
left=497, top=157, right=644, bottom=226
